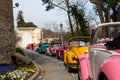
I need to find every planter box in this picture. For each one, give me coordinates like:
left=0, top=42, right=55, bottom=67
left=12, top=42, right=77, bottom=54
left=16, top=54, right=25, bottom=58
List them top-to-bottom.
left=0, top=64, right=16, bottom=73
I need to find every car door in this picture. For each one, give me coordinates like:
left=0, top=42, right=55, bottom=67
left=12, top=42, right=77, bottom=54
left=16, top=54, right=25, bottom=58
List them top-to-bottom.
left=90, top=48, right=112, bottom=80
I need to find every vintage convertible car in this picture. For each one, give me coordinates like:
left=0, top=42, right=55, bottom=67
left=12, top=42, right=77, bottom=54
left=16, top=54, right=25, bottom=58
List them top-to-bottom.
left=77, top=22, right=120, bottom=80
left=63, top=36, right=89, bottom=71
left=46, top=42, right=61, bottom=56
left=26, top=43, right=35, bottom=50
left=36, top=43, right=49, bottom=54
left=56, top=44, right=67, bottom=60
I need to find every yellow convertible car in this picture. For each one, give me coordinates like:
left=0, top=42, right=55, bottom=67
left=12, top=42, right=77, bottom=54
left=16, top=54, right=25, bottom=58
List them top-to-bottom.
left=64, top=36, right=89, bottom=72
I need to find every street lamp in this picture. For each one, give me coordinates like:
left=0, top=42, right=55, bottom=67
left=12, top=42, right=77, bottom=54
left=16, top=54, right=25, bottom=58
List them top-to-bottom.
left=13, top=2, right=19, bottom=8
left=60, top=23, right=63, bottom=47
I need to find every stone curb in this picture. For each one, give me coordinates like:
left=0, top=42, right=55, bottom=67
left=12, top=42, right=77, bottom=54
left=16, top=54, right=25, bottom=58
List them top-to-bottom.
left=23, top=50, right=45, bottom=80
left=27, top=61, right=40, bottom=80
left=37, top=64, right=45, bottom=80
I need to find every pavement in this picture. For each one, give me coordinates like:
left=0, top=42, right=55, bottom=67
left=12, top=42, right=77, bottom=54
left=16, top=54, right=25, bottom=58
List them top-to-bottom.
left=23, top=50, right=45, bottom=80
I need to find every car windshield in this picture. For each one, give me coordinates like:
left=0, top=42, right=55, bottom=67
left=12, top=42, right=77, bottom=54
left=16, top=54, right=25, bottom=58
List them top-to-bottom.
left=92, top=24, right=120, bottom=49
left=69, top=37, right=89, bottom=47
left=79, top=41, right=86, bottom=46
left=40, top=43, right=49, bottom=47
left=51, top=43, right=61, bottom=47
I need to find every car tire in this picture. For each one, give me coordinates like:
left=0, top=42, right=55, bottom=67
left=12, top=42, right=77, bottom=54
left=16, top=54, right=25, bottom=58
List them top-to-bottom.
left=50, top=53, right=52, bottom=56
left=60, top=55, right=64, bottom=61
left=66, top=58, right=72, bottom=72
left=77, top=62, right=81, bottom=80
left=67, top=64, right=72, bottom=72
left=99, top=72, right=108, bottom=80
left=103, top=77, right=108, bottom=80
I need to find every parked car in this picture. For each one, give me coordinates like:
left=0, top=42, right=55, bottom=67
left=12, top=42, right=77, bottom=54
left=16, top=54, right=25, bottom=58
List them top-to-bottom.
left=77, top=22, right=120, bottom=80
left=63, top=36, right=89, bottom=71
left=46, top=42, right=61, bottom=56
left=26, top=43, right=35, bottom=50
left=36, top=43, right=49, bottom=54
left=56, top=44, right=67, bottom=60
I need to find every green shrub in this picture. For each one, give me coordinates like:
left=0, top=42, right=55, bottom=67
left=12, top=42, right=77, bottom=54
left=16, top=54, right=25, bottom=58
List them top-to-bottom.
left=16, top=48, right=25, bottom=56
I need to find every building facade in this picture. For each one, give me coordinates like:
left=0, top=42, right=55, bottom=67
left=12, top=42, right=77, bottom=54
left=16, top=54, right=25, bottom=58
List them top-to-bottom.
left=16, top=27, right=41, bottom=48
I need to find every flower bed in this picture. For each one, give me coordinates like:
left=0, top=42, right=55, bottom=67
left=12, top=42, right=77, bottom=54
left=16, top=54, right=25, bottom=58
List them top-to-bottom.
left=0, top=63, right=37, bottom=80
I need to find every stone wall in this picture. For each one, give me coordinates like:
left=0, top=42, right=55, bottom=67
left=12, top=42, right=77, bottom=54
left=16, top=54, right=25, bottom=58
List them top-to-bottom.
left=0, top=0, right=15, bottom=64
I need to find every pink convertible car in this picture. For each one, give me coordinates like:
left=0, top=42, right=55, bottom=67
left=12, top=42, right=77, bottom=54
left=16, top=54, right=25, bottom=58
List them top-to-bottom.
left=77, top=22, right=120, bottom=80
left=46, top=42, right=61, bottom=56
left=56, top=45, right=67, bottom=60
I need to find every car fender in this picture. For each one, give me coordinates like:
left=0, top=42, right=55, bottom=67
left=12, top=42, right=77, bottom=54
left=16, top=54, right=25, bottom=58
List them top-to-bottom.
left=56, top=49, right=59, bottom=57
left=63, top=50, right=68, bottom=63
left=66, top=51, right=76, bottom=63
left=78, top=54, right=93, bottom=80
left=98, top=56, right=120, bottom=80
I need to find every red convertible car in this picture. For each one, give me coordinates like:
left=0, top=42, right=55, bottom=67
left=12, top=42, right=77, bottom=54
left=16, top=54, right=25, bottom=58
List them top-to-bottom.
left=77, top=22, right=120, bottom=80
left=26, top=43, right=35, bottom=50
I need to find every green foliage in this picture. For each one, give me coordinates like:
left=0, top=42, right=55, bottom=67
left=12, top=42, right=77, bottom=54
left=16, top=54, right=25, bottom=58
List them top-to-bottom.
left=41, top=0, right=89, bottom=37
left=42, top=0, right=54, bottom=11
left=93, top=0, right=120, bottom=22
left=102, top=0, right=120, bottom=8
left=103, top=0, right=120, bottom=22
left=70, top=5, right=89, bottom=36
left=17, top=10, right=37, bottom=27
left=17, top=11, right=25, bottom=22
left=17, top=21, right=25, bottom=27
left=18, top=22, right=37, bottom=27
left=22, top=22, right=37, bottom=27
left=63, top=31, right=74, bottom=40
left=16, top=48, right=25, bottom=56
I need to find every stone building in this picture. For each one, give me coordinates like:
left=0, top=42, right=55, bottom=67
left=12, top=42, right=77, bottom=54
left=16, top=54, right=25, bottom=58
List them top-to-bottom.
left=0, top=0, right=15, bottom=64
left=15, top=27, right=41, bottom=48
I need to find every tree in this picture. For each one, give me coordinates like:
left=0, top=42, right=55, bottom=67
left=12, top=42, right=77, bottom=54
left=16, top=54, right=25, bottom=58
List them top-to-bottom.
left=41, top=0, right=89, bottom=37
left=41, top=0, right=74, bottom=36
left=90, top=0, right=120, bottom=37
left=103, top=0, right=120, bottom=22
left=70, top=4, right=89, bottom=36
left=17, top=10, right=37, bottom=27
left=17, top=11, right=25, bottom=27
left=43, top=22, right=62, bottom=39
left=42, top=28, right=60, bottom=38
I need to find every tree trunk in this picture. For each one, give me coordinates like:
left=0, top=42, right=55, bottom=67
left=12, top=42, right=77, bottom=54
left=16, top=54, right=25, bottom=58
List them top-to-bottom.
left=0, top=0, right=15, bottom=64
left=65, top=0, right=74, bottom=36
left=90, top=0, right=111, bottom=37
left=96, top=4, right=105, bottom=23
left=111, top=6, right=118, bottom=22
left=103, top=8, right=111, bottom=37
left=76, top=19, right=79, bottom=36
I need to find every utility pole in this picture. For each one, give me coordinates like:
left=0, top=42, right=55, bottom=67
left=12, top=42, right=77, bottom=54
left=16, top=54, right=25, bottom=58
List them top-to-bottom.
left=60, top=23, right=63, bottom=47
left=41, top=31, right=44, bottom=43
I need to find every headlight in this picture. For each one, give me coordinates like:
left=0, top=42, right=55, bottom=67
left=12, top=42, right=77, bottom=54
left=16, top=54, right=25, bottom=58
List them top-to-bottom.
left=84, top=49, right=88, bottom=54
left=72, top=56, right=77, bottom=61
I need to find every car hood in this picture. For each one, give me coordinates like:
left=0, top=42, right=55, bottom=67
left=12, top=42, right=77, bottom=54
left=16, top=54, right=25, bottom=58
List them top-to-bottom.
left=69, top=46, right=88, bottom=57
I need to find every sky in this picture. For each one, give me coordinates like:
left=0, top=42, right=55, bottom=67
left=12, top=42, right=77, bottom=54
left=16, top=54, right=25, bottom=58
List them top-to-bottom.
left=13, top=0, right=67, bottom=29
left=13, top=0, right=95, bottom=30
